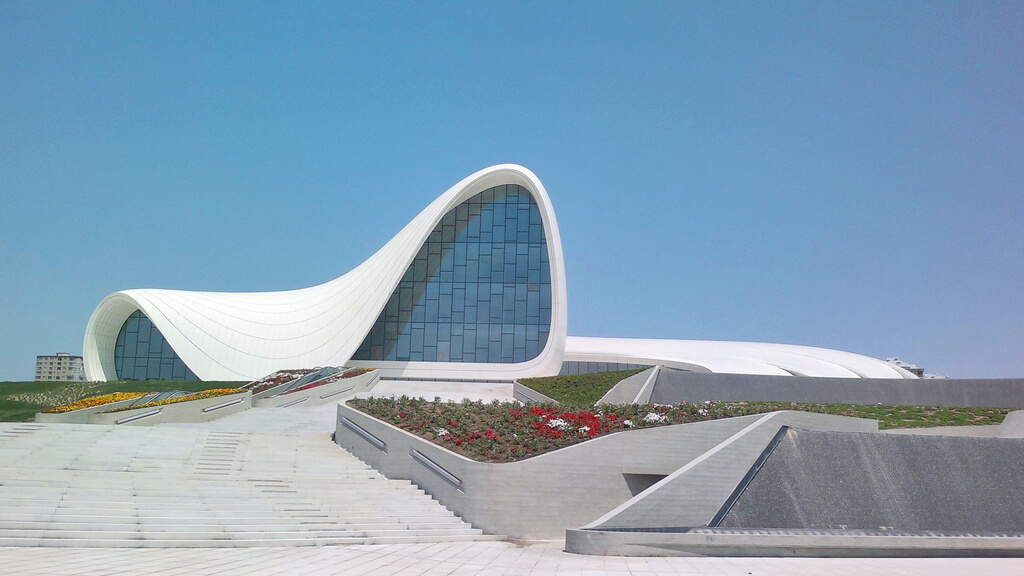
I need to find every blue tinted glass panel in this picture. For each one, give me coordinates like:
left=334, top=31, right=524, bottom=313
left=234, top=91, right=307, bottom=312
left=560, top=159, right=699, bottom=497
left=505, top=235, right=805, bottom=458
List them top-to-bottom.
left=353, top=185, right=552, bottom=363
left=114, top=310, right=198, bottom=380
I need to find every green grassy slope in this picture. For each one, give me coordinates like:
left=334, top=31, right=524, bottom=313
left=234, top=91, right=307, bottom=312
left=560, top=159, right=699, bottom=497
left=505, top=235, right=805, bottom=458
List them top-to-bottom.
left=518, top=368, right=647, bottom=405
left=516, top=371, right=1011, bottom=430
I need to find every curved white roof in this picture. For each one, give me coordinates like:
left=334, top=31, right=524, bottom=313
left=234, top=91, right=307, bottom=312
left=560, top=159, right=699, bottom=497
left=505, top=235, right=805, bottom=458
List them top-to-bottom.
left=84, top=164, right=913, bottom=382
left=84, top=165, right=569, bottom=381
left=565, top=336, right=916, bottom=379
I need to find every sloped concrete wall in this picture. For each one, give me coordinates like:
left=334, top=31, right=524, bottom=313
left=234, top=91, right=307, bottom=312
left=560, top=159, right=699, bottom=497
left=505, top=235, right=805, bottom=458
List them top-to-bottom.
left=598, top=367, right=659, bottom=405
left=652, top=369, right=1024, bottom=408
left=511, top=382, right=558, bottom=404
left=88, top=391, right=252, bottom=425
left=35, top=396, right=142, bottom=424
left=335, top=404, right=876, bottom=539
left=579, top=412, right=876, bottom=531
left=719, top=429, right=1024, bottom=532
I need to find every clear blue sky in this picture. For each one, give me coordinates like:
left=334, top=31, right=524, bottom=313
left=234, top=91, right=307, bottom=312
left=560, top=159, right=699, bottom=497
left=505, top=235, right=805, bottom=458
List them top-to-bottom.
left=1, top=1, right=1021, bottom=381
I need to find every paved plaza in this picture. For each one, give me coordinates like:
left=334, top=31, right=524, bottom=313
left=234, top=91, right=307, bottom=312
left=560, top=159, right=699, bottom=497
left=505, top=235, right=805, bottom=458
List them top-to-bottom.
left=4, top=389, right=1023, bottom=574
left=2, top=540, right=1023, bottom=575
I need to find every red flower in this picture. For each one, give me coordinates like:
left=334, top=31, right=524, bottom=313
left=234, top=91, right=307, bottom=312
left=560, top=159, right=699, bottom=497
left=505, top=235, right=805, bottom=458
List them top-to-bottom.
left=447, top=419, right=458, bottom=428
left=484, top=429, right=496, bottom=438
left=454, top=437, right=464, bottom=445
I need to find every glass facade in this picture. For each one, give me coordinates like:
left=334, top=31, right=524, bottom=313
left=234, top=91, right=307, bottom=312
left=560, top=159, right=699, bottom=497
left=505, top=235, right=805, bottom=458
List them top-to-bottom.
left=353, top=184, right=552, bottom=364
left=114, top=310, right=198, bottom=380
left=558, top=361, right=650, bottom=376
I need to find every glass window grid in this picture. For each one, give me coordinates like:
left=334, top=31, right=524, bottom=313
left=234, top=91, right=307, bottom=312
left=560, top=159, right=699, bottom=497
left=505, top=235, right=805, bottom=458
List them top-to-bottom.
left=353, top=185, right=552, bottom=364
left=114, top=310, right=198, bottom=380
left=558, top=361, right=651, bottom=376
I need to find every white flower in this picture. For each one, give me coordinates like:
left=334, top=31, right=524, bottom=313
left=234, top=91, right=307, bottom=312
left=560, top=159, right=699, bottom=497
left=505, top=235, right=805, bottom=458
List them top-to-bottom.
left=643, top=412, right=666, bottom=424
left=547, top=418, right=569, bottom=430
left=623, top=420, right=634, bottom=427
left=578, top=425, right=591, bottom=435
left=435, top=428, right=450, bottom=437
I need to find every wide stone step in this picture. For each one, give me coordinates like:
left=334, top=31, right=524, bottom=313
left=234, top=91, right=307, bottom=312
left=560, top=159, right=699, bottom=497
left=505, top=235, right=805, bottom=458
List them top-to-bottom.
left=0, top=419, right=500, bottom=547
left=0, top=498, right=452, bottom=510
left=0, top=516, right=468, bottom=528
left=0, top=527, right=487, bottom=540
left=0, top=533, right=506, bottom=548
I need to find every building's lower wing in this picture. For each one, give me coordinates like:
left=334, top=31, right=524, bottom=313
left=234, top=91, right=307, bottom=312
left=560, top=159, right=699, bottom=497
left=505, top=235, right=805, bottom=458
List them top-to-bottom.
left=564, top=336, right=917, bottom=379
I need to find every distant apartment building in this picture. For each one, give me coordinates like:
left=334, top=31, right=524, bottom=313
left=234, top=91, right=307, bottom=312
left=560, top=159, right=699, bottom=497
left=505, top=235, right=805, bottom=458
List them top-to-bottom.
left=35, top=353, right=86, bottom=382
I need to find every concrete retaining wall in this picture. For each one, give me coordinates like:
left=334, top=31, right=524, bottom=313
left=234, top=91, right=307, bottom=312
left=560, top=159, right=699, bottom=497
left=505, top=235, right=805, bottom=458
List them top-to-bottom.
left=598, top=366, right=660, bottom=405
left=651, top=369, right=1024, bottom=408
left=255, top=370, right=379, bottom=408
left=511, top=382, right=558, bottom=404
left=88, top=391, right=252, bottom=425
left=335, top=404, right=876, bottom=539
left=998, top=410, right=1024, bottom=438
left=578, top=412, right=876, bottom=532
left=566, top=421, right=1024, bottom=557
left=718, top=429, right=1024, bottom=533
left=565, top=528, right=1024, bottom=557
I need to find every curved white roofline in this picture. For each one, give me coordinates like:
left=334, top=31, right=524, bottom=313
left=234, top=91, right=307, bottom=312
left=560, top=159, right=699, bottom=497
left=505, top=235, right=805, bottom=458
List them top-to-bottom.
left=84, top=164, right=568, bottom=381
left=84, top=164, right=914, bottom=382
left=565, top=336, right=917, bottom=379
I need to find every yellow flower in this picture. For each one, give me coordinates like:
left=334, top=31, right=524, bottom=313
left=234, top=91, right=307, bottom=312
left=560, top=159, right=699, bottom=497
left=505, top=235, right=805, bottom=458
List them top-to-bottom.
left=101, top=388, right=244, bottom=413
left=44, top=392, right=148, bottom=413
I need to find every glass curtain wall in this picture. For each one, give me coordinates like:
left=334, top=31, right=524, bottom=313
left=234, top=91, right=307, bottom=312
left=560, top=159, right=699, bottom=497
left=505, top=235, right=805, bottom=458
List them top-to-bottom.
left=353, top=184, right=552, bottom=363
left=114, top=310, right=198, bottom=380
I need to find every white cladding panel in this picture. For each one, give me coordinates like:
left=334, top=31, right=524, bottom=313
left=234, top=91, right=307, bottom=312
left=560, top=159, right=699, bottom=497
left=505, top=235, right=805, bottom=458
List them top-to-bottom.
left=564, top=336, right=916, bottom=379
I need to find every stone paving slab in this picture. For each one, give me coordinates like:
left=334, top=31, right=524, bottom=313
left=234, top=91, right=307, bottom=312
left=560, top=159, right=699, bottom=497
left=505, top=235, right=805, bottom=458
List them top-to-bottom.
left=1, top=540, right=1022, bottom=575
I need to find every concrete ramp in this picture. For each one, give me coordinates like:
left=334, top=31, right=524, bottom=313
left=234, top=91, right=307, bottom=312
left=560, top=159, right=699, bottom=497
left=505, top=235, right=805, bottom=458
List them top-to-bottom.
left=719, top=429, right=1024, bottom=533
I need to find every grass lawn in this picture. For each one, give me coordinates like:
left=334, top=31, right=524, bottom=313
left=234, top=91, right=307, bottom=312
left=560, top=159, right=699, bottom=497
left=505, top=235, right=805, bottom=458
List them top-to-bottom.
left=518, top=368, right=647, bottom=405
left=0, top=380, right=246, bottom=422
left=780, top=402, right=1011, bottom=430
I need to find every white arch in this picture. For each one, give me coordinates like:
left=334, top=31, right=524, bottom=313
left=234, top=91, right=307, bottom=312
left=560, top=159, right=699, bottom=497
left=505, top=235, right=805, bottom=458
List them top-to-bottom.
left=84, top=165, right=569, bottom=381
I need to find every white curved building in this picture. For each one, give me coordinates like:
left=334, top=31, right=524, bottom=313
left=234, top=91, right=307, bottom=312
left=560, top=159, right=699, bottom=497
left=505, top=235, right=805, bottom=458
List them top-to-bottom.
left=83, top=165, right=915, bottom=382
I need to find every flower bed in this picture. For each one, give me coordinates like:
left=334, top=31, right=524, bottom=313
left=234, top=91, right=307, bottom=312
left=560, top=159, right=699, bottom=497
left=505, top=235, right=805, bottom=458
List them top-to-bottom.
left=282, top=368, right=374, bottom=395
left=242, top=369, right=316, bottom=395
left=100, top=388, right=243, bottom=413
left=43, top=392, right=147, bottom=414
left=347, top=397, right=1013, bottom=463
left=348, top=397, right=761, bottom=462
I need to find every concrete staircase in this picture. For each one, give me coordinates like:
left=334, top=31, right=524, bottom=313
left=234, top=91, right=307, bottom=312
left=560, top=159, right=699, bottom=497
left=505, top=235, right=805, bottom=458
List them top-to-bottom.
left=0, top=422, right=501, bottom=547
